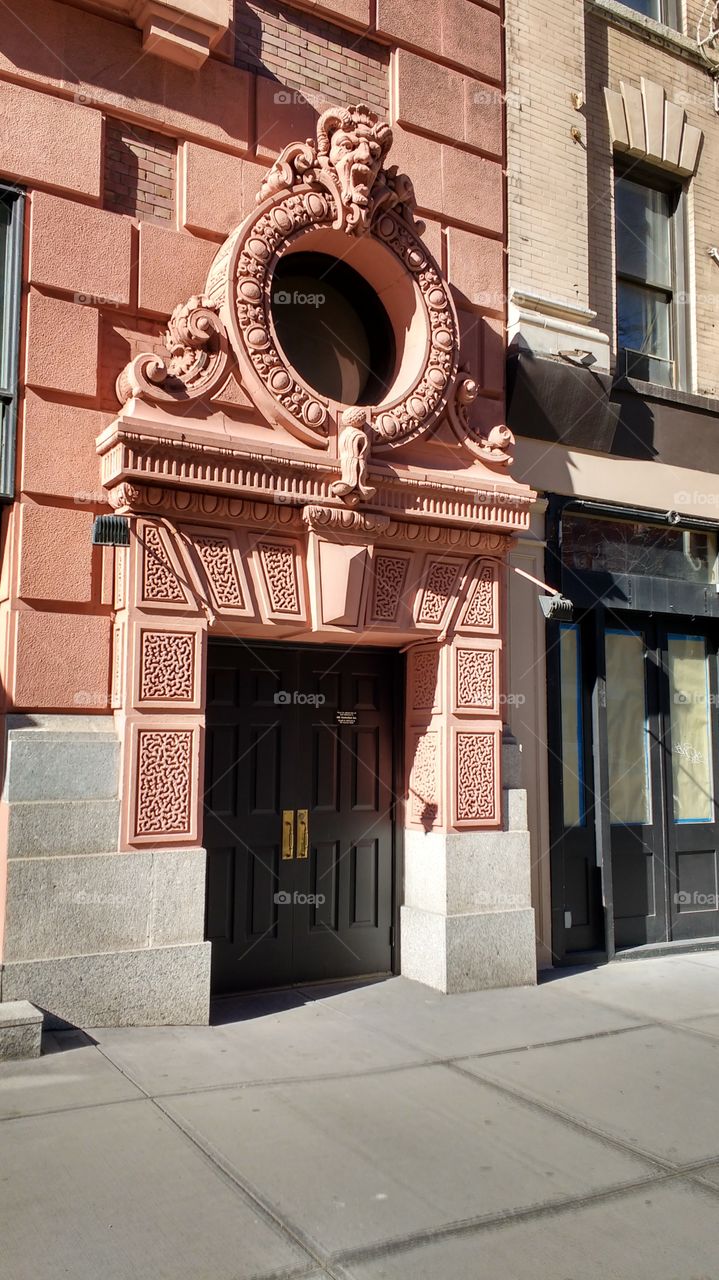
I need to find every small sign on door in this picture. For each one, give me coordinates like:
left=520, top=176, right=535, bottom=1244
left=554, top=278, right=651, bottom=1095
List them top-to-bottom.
left=336, top=710, right=357, bottom=725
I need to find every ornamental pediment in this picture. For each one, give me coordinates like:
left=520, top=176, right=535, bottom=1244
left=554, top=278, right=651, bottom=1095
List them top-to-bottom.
left=104, top=103, right=532, bottom=530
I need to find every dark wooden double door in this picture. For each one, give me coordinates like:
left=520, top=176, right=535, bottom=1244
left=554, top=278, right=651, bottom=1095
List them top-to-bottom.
left=553, top=614, right=719, bottom=955
left=204, top=642, right=396, bottom=992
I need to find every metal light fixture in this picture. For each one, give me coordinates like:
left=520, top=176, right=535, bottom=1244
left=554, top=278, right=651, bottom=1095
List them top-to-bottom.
left=91, top=514, right=130, bottom=547
left=513, top=565, right=575, bottom=622
left=539, top=593, right=575, bottom=621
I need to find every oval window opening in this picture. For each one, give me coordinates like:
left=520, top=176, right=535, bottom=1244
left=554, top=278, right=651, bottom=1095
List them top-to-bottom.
left=271, top=252, right=396, bottom=406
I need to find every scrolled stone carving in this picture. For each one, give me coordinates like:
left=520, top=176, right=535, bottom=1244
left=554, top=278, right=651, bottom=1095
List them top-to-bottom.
left=110, top=102, right=519, bottom=476
left=206, top=103, right=461, bottom=450
left=317, top=104, right=392, bottom=233
left=373, top=165, right=425, bottom=236
left=370, top=215, right=458, bottom=447
left=116, top=295, right=230, bottom=406
left=447, top=370, right=515, bottom=466
left=330, top=408, right=376, bottom=506
left=107, top=482, right=141, bottom=511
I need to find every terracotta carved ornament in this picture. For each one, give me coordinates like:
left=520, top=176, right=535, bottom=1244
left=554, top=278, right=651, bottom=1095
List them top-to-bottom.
left=113, top=102, right=517, bottom=508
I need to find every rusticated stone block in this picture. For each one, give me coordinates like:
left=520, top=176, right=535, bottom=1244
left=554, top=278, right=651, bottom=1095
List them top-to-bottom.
left=0, top=80, right=102, bottom=198
left=182, top=142, right=268, bottom=237
left=29, top=191, right=132, bottom=306
left=137, top=223, right=219, bottom=316
left=25, top=292, right=100, bottom=398
left=20, top=392, right=109, bottom=500
left=17, top=502, right=95, bottom=604
left=11, top=613, right=112, bottom=713
left=3, top=716, right=119, bottom=803
left=7, top=799, right=120, bottom=856
left=3, top=854, right=153, bottom=962
left=2, top=944, right=211, bottom=1028
left=0, top=1002, right=43, bottom=1061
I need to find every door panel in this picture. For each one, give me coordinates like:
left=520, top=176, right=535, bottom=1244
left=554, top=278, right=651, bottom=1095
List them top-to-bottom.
left=551, top=611, right=719, bottom=958
left=549, top=619, right=604, bottom=957
left=606, top=624, right=667, bottom=948
left=664, top=631, right=719, bottom=940
left=205, top=643, right=395, bottom=992
left=204, top=645, right=298, bottom=993
left=292, top=648, right=393, bottom=982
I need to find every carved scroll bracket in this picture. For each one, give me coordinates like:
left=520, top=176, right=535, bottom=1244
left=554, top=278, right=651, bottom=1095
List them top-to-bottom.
left=116, top=294, right=231, bottom=407
left=447, top=371, right=515, bottom=467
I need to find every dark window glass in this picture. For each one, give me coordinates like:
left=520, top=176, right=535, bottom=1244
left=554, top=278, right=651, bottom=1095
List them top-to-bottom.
left=618, top=0, right=679, bottom=28
left=614, top=173, right=681, bottom=388
left=615, top=181, right=671, bottom=288
left=0, top=201, right=10, bottom=370
left=271, top=252, right=396, bottom=407
left=562, top=514, right=716, bottom=585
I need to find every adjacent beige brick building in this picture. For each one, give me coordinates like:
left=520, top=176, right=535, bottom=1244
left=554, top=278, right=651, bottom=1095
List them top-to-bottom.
left=505, top=0, right=719, bottom=967
left=507, top=0, right=719, bottom=391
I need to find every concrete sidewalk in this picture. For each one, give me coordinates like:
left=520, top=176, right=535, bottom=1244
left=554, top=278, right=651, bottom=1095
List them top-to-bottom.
left=3, top=953, right=719, bottom=1280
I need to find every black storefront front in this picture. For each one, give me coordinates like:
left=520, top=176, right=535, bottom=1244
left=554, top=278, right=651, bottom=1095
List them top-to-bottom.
left=509, top=350, right=719, bottom=964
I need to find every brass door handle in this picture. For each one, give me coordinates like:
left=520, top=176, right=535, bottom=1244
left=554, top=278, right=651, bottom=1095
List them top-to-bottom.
left=297, top=808, right=309, bottom=860
left=282, top=809, right=294, bottom=860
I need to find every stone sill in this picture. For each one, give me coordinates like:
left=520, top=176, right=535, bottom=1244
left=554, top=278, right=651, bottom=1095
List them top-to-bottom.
left=587, top=0, right=707, bottom=67
left=613, top=373, right=719, bottom=414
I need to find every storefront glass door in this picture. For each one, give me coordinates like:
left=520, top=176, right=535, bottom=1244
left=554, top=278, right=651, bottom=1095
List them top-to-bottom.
left=553, top=612, right=719, bottom=955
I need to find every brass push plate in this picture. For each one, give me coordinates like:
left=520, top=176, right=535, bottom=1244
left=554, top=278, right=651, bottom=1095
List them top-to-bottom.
left=297, top=808, right=309, bottom=860
left=282, top=809, right=294, bottom=860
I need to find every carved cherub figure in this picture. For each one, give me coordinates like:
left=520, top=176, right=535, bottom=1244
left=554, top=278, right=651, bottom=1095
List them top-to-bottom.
left=330, top=407, right=377, bottom=506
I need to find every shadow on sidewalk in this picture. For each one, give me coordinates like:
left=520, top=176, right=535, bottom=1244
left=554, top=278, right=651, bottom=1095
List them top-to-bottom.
left=210, top=974, right=389, bottom=1026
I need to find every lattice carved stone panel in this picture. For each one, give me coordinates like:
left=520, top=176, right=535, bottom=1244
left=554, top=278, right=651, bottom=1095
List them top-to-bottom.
left=142, top=525, right=186, bottom=604
left=193, top=535, right=245, bottom=608
left=257, top=541, right=302, bottom=616
left=369, top=554, right=409, bottom=624
left=417, top=559, right=462, bottom=625
left=460, top=561, right=498, bottom=632
left=139, top=630, right=195, bottom=703
left=411, top=647, right=441, bottom=712
left=455, top=648, right=496, bottom=712
left=134, top=728, right=193, bottom=838
left=455, top=730, right=497, bottom=824
left=410, top=731, right=439, bottom=826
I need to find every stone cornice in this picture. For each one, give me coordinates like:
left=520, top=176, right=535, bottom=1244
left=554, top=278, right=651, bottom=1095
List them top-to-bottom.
left=75, top=0, right=231, bottom=67
left=98, top=418, right=533, bottom=533
left=104, top=481, right=515, bottom=552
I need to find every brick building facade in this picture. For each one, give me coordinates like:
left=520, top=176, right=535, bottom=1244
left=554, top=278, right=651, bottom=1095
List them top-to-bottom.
left=0, top=0, right=534, bottom=1038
